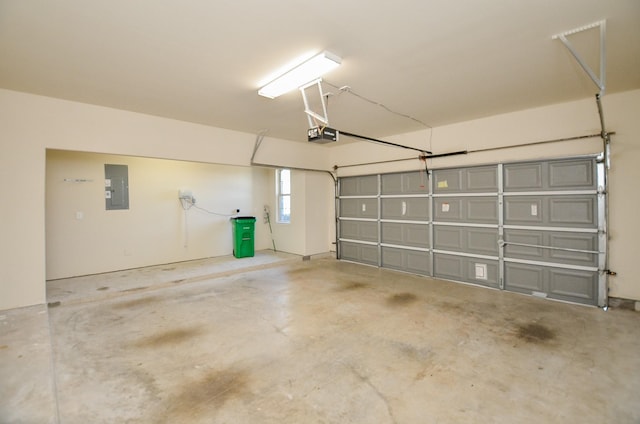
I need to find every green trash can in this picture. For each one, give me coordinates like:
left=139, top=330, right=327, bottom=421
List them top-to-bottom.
left=231, top=216, right=256, bottom=258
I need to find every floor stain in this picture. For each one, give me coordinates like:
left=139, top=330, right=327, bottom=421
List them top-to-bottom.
left=162, top=267, right=176, bottom=272
left=286, top=268, right=312, bottom=276
left=171, top=279, right=186, bottom=284
left=338, top=281, right=370, bottom=291
left=96, top=286, right=109, bottom=291
left=121, top=286, right=149, bottom=293
left=387, top=293, right=418, bottom=306
left=112, top=296, right=162, bottom=309
left=47, top=301, right=61, bottom=308
left=517, top=323, right=555, bottom=343
left=135, top=327, right=202, bottom=348
left=392, top=340, right=432, bottom=361
left=0, top=345, right=8, bottom=350
left=164, top=368, right=249, bottom=419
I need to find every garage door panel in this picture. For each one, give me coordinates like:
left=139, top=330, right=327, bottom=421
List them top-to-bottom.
left=505, top=159, right=595, bottom=192
left=548, top=159, right=595, bottom=189
left=504, top=163, right=543, bottom=191
left=434, top=166, right=497, bottom=193
left=466, top=166, right=498, bottom=191
left=433, top=169, right=463, bottom=192
left=381, top=172, right=429, bottom=195
left=381, top=173, right=404, bottom=194
left=340, top=175, right=378, bottom=196
left=340, top=177, right=359, bottom=196
left=505, top=196, right=597, bottom=228
left=549, top=196, right=596, bottom=227
left=381, top=197, right=429, bottom=220
left=435, top=197, right=497, bottom=224
left=340, top=198, right=378, bottom=219
left=434, top=198, right=463, bottom=221
left=467, top=198, right=498, bottom=223
left=504, top=198, right=544, bottom=225
left=340, top=199, right=360, bottom=217
left=340, top=220, right=378, bottom=243
left=381, top=222, right=402, bottom=245
left=381, top=223, right=429, bottom=248
left=405, top=224, right=430, bottom=247
left=433, top=226, right=464, bottom=251
left=434, top=226, right=498, bottom=256
left=467, top=228, right=499, bottom=256
left=504, top=230, right=545, bottom=259
left=504, top=230, right=597, bottom=266
left=548, top=233, right=598, bottom=266
left=339, top=241, right=360, bottom=263
left=340, top=241, right=378, bottom=266
left=361, top=245, right=379, bottom=265
left=381, top=247, right=403, bottom=270
left=382, top=247, right=430, bottom=275
left=406, top=251, right=431, bottom=275
left=435, top=253, right=498, bottom=288
left=434, top=254, right=464, bottom=280
left=465, top=260, right=499, bottom=288
left=504, top=263, right=545, bottom=293
left=548, top=268, right=597, bottom=304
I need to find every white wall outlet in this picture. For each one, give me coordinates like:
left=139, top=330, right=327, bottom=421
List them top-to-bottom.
left=75, top=211, right=84, bottom=220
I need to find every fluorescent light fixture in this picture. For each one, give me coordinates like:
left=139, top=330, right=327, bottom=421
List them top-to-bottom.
left=258, top=51, right=341, bottom=99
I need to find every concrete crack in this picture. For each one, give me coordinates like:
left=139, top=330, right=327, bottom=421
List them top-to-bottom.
left=347, top=364, right=397, bottom=424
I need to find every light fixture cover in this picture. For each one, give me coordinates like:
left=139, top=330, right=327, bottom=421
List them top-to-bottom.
left=258, top=51, right=341, bottom=99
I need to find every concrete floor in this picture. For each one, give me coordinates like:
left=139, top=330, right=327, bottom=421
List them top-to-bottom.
left=1, top=251, right=640, bottom=423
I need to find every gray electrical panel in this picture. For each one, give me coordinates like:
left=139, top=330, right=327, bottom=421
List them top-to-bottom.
left=105, top=164, right=129, bottom=210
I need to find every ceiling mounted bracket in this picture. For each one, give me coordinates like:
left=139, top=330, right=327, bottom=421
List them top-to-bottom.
left=552, top=20, right=607, bottom=96
left=300, top=78, right=330, bottom=128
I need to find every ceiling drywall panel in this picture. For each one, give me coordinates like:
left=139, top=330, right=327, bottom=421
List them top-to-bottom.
left=0, top=0, right=638, bottom=143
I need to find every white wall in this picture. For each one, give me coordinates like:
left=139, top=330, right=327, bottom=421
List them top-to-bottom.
left=2, top=88, right=638, bottom=310
left=0, top=89, right=333, bottom=310
left=330, top=89, right=640, bottom=301
left=331, top=94, right=605, bottom=176
left=46, top=150, right=273, bottom=280
left=266, top=170, right=335, bottom=257
left=304, top=171, right=335, bottom=256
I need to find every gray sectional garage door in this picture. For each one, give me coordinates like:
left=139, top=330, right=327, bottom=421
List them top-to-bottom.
left=337, top=156, right=606, bottom=306
left=501, top=159, right=604, bottom=305
left=432, top=166, right=500, bottom=289
left=380, top=172, right=431, bottom=275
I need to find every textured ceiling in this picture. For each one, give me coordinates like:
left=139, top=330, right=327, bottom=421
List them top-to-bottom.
left=1, top=0, right=638, bottom=143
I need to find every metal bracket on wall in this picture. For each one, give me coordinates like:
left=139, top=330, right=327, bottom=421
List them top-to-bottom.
left=553, top=20, right=606, bottom=97
left=553, top=21, right=612, bottom=172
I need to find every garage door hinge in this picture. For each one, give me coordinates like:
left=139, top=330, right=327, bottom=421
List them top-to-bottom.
left=602, top=269, right=617, bottom=276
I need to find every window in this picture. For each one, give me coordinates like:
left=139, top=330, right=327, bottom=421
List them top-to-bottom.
left=276, top=169, right=291, bottom=223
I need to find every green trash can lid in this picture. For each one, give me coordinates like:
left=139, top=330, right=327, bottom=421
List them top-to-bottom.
left=234, top=216, right=256, bottom=220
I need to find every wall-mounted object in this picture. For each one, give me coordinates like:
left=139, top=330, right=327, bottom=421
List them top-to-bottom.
left=104, top=164, right=129, bottom=210
left=63, top=178, right=93, bottom=183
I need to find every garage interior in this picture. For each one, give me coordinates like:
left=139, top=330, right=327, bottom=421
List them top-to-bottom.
left=1, top=1, right=640, bottom=423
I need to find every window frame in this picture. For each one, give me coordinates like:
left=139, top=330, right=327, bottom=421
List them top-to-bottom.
left=276, top=168, right=291, bottom=224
